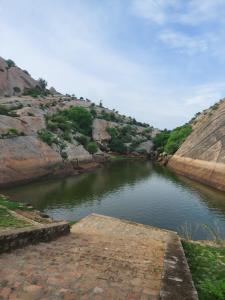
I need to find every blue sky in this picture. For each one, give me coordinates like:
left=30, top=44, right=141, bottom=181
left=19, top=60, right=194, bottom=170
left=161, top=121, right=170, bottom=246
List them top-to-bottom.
left=1, top=0, right=225, bottom=129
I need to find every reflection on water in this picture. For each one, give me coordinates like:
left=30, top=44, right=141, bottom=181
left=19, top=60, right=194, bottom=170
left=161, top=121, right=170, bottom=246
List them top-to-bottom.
left=2, top=160, right=225, bottom=240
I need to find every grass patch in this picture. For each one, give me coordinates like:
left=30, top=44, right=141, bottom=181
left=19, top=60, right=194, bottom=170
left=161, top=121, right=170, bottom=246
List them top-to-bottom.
left=109, top=155, right=131, bottom=161
left=0, top=196, right=32, bottom=211
left=0, top=207, right=30, bottom=228
left=182, top=240, right=225, bottom=300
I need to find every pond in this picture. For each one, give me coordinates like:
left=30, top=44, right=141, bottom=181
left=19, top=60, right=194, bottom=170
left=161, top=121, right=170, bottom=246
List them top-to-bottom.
left=2, top=160, right=225, bottom=240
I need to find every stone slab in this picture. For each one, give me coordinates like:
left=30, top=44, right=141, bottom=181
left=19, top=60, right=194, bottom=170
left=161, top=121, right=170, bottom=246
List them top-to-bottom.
left=0, top=214, right=198, bottom=299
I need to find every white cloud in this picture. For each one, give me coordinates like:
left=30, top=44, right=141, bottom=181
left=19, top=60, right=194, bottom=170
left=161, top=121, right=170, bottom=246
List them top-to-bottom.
left=132, top=0, right=225, bottom=25
left=132, top=0, right=180, bottom=24
left=178, top=0, right=225, bottom=26
left=159, top=30, right=208, bottom=54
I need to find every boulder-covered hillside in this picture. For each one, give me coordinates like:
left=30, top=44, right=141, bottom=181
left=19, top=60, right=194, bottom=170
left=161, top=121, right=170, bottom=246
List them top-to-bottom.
left=0, top=57, right=159, bottom=187
left=169, top=99, right=225, bottom=191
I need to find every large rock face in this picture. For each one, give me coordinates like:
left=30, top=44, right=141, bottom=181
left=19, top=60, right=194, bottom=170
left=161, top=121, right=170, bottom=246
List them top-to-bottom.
left=0, top=57, right=39, bottom=96
left=168, top=99, right=225, bottom=191
left=92, top=118, right=113, bottom=142
left=0, top=136, right=62, bottom=187
left=136, top=140, right=154, bottom=154
left=66, top=143, right=93, bottom=163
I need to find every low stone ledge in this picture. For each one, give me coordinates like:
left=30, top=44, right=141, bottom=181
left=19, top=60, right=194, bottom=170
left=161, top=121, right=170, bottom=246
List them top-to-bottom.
left=0, top=221, right=70, bottom=254
left=160, top=234, right=198, bottom=300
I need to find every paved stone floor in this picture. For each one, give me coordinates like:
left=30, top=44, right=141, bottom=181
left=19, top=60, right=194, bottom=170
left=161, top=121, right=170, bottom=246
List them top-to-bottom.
left=0, top=214, right=190, bottom=300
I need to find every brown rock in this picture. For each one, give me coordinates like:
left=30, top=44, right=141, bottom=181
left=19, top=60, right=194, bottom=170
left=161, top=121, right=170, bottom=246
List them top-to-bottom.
left=92, top=118, right=112, bottom=142
left=0, top=136, right=62, bottom=187
left=66, top=143, right=93, bottom=163
left=22, top=284, right=43, bottom=300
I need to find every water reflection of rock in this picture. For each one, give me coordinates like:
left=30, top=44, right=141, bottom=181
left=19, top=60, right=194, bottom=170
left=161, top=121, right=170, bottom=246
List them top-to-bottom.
left=2, top=161, right=154, bottom=210
left=153, top=162, right=225, bottom=218
left=176, top=175, right=225, bottom=215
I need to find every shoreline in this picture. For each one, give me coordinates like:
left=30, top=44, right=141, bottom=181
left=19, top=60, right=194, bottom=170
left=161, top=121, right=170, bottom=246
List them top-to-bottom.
left=0, top=154, right=148, bottom=190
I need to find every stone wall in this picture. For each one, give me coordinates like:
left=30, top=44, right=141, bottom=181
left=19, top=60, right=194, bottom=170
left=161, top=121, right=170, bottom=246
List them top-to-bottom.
left=168, top=155, right=225, bottom=191
left=0, top=221, right=70, bottom=254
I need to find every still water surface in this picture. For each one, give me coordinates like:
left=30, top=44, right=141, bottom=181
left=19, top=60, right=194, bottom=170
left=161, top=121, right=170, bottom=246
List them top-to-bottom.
left=2, top=160, right=225, bottom=239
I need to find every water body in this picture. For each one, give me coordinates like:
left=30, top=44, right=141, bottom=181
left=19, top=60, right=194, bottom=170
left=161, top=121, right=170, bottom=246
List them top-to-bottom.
left=2, top=160, right=225, bottom=240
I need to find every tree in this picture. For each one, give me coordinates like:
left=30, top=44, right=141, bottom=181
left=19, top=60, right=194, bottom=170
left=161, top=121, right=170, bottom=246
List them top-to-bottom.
left=6, top=59, right=16, bottom=68
left=38, top=78, right=47, bottom=90
left=62, top=106, right=93, bottom=135
left=164, top=124, right=192, bottom=154
left=153, top=130, right=170, bottom=152
left=109, top=138, right=127, bottom=154
left=87, top=142, right=98, bottom=154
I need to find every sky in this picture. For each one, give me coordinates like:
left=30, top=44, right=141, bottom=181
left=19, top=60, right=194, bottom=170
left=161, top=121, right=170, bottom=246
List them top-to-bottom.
left=1, top=0, right=225, bottom=129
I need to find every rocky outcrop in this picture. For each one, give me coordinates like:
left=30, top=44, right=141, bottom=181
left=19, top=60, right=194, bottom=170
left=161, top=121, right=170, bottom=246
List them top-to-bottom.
left=0, top=57, right=39, bottom=96
left=168, top=99, right=225, bottom=191
left=0, top=115, right=28, bottom=135
left=92, top=118, right=113, bottom=142
left=0, top=136, right=62, bottom=187
left=136, top=140, right=154, bottom=154
left=66, top=143, right=93, bottom=163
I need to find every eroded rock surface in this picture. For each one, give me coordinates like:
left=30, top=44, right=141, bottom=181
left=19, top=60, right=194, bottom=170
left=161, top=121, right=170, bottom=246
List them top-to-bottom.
left=169, top=99, right=225, bottom=191
left=92, top=118, right=113, bottom=142
left=0, top=136, right=62, bottom=186
left=136, top=140, right=154, bottom=154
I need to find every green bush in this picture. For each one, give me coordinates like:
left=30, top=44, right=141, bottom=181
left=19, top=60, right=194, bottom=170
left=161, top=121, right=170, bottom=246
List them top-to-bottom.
left=6, top=59, right=16, bottom=68
left=38, top=78, right=47, bottom=90
left=24, top=86, right=42, bottom=97
left=0, top=105, right=9, bottom=115
left=61, top=106, right=93, bottom=135
left=153, top=124, right=192, bottom=154
left=164, top=124, right=192, bottom=154
left=107, top=127, right=118, bottom=139
left=38, top=129, right=56, bottom=146
left=153, top=129, right=170, bottom=152
left=62, top=130, right=71, bottom=142
left=76, top=134, right=89, bottom=147
left=109, top=138, right=127, bottom=154
left=87, top=142, right=98, bottom=154
left=183, top=241, right=225, bottom=300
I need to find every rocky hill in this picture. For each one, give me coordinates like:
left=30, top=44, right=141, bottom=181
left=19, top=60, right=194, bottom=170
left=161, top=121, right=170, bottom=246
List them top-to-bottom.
left=0, top=57, right=159, bottom=187
left=0, top=57, right=40, bottom=97
left=168, top=99, right=225, bottom=191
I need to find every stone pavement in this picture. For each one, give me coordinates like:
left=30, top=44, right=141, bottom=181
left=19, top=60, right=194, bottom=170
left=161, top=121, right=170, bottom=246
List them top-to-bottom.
left=0, top=214, right=197, bottom=300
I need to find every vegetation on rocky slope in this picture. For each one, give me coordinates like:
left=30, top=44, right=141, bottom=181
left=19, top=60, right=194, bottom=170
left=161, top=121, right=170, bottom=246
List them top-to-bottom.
left=153, top=124, right=192, bottom=154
